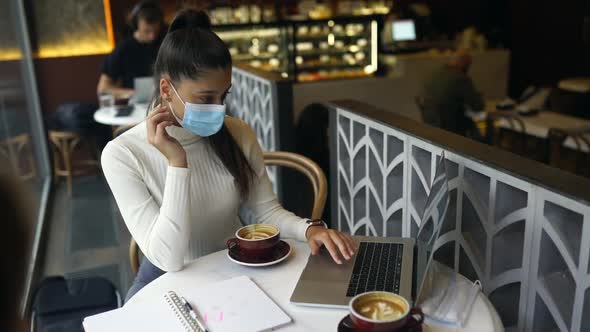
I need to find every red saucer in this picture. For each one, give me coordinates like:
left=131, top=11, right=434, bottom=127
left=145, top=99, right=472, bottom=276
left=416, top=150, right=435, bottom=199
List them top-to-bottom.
left=227, top=240, right=291, bottom=267
left=337, top=315, right=423, bottom=332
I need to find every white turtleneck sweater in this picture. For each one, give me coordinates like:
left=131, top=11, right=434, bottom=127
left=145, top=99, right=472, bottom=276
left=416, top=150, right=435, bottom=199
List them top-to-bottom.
left=101, top=116, right=309, bottom=272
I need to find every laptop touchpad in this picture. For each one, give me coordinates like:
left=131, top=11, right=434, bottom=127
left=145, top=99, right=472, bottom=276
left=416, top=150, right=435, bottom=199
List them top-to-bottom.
left=302, top=247, right=354, bottom=282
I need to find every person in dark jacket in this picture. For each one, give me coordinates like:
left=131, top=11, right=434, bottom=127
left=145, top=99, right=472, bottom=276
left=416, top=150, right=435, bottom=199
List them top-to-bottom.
left=97, top=1, right=164, bottom=97
left=421, top=50, right=484, bottom=136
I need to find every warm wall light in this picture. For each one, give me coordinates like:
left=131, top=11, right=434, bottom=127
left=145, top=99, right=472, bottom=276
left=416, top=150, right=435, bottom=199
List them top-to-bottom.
left=0, top=0, right=115, bottom=61
left=0, top=0, right=115, bottom=60
left=35, top=0, right=114, bottom=58
left=103, top=0, right=115, bottom=48
left=36, top=40, right=113, bottom=58
left=0, top=49, right=23, bottom=61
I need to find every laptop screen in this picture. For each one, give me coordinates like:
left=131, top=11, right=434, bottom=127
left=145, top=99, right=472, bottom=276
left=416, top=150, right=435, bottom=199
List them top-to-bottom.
left=392, top=20, right=417, bottom=42
left=133, top=77, right=155, bottom=104
left=414, top=152, right=451, bottom=297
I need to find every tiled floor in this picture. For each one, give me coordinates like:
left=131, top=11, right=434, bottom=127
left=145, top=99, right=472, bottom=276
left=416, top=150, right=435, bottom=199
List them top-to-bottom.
left=41, top=175, right=133, bottom=299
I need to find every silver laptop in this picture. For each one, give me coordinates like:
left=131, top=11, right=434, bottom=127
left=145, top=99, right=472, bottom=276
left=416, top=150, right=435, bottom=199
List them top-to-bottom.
left=132, top=77, right=154, bottom=104
left=291, top=152, right=450, bottom=308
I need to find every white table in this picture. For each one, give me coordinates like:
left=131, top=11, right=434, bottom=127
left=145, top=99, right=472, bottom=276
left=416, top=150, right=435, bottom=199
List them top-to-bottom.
left=559, top=78, right=590, bottom=93
left=93, top=104, right=148, bottom=127
left=495, top=111, right=590, bottom=152
left=128, top=240, right=504, bottom=332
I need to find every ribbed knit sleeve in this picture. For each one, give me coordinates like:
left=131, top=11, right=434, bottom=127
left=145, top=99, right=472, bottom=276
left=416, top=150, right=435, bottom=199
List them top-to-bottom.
left=101, top=141, right=191, bottom=272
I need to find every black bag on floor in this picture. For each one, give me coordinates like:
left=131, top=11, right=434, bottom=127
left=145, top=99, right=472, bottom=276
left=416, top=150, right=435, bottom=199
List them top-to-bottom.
left=31, top=276, right=120, bottom=332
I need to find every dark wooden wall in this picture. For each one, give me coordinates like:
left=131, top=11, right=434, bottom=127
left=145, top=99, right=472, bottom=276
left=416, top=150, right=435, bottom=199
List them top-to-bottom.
left=33, top=55, right=106, bottom=114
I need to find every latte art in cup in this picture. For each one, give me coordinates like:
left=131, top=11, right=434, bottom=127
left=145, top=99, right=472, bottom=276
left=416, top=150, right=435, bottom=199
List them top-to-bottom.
left=238, top=224, right=278, bottom=240
left=242, top=231, right=274, bottom=239
left=348, top=291, right=423, bottom=331
left=355, top=298, right=406, bottom=321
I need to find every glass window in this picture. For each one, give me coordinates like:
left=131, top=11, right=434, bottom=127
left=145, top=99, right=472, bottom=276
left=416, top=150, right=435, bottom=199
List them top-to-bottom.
left=0, top=0, right=52, bottom=314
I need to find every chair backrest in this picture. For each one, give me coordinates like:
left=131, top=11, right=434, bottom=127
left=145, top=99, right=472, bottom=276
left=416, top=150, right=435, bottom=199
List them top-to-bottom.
left=414, top=96, right=425, bottom=109
left=415, top=96, right=428, bottom=122
left=485, top=112, right=527, bottom=152
left=113, top=125, right=134, bottom=138
left=548, top=126, right=590, bottom=177
left=0, top=133, right=35, bottom=179
left=129, top=151, right=328, bottom=275
left=262, top=151, right=327, bottom=220
left=129, top=238, right=140, bottom=275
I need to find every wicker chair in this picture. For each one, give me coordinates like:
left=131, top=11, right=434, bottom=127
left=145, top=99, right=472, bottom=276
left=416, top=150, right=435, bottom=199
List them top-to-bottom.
left=548, top=127, right=590, bottom=177
left=49, top=130, right=100, bottom=196
left=0, top=133, right=36, bottom=180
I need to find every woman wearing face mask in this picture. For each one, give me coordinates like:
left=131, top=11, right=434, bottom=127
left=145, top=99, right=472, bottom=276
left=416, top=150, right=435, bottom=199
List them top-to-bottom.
left=101, top=9, right=355, bottom=301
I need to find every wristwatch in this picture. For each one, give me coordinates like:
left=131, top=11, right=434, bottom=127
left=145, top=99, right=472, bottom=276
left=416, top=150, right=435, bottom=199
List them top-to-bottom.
left=306, top=219, right=327, bottom=229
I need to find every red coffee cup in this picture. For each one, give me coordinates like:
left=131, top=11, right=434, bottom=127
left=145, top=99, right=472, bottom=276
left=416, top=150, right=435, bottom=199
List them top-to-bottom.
left=227, top=224, right=280, bottom=255
left=349, top=292, right=423, bottom=332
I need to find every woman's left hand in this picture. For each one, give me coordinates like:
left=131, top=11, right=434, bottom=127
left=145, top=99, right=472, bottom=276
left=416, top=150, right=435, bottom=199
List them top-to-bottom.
left=306, top=227, right=356, bottom=264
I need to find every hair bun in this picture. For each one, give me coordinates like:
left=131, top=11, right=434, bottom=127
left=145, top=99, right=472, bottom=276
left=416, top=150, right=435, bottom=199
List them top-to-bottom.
left=168, top=9, right=212, bottom=33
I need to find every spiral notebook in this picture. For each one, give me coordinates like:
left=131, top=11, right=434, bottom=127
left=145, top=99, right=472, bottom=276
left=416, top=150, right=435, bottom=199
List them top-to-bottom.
left=83, top=276, right=291, bottom=332
left=164, top=291, right=202, bottom=331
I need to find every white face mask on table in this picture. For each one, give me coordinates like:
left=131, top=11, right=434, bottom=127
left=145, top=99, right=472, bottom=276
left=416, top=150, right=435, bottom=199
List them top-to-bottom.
left=416, top=261, right=482, bottom=328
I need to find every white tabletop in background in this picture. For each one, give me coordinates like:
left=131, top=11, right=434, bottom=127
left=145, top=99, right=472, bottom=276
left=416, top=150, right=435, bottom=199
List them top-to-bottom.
left=559, top=78, right=590, bottom=93
left=93, top=104, right=148, bottom=126
left=495, top=111, right=590, bottom=152
left=128, top=240, right=504, bottom=332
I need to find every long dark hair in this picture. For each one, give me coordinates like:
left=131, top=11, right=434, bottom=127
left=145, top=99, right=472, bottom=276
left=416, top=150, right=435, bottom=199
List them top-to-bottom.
left=151, top=9, right=254, bottom=199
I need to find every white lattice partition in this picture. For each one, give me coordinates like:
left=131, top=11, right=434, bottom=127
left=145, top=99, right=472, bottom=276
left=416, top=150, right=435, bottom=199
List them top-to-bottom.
left=227, top=67, right=279, bottom=196
left=227, top=67, right=277, bottom=152
left=228, top=67, right=285, bottom=226
left=333, top=107, right=590, bottom=331
left=335, top=109, right=408, bottom=237
left=406, top=140, right=535, bottom=332
left=526, top=190, right=590, bottom=332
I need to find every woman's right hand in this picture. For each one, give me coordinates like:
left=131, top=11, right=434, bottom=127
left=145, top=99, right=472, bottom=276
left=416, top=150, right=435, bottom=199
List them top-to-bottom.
left=147, top=105, right=187, bottom=168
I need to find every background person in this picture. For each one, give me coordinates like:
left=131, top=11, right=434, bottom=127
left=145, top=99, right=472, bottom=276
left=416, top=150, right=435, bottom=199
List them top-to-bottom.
left=97, top=1, right=164, bottom=97
left=421, top=50, right=484, bottom=137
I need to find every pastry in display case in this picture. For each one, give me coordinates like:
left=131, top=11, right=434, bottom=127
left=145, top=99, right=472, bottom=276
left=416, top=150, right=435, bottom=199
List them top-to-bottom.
left=209, top=4, right=276, bottom=25
left=213, top=14, right=381, bottom=82
left=292, top=16, right=379, bottom=82
left=215, top=25, right=292, bottom=73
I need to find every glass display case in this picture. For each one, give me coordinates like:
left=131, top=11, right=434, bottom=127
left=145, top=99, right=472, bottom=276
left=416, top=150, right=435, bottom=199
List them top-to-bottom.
left=214, top=15, right=381, bottom=82
left=292, top=16, right=379, bottom=82
left=216, top=24, right=292, bottom=74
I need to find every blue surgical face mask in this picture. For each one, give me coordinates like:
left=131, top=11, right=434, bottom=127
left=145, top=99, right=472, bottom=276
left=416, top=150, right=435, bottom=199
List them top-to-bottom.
left=167, top=81, right=226, bottom=137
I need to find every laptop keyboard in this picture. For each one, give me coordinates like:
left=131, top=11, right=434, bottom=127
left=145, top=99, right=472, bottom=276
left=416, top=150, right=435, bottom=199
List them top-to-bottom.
left=346, top=242, right=404, bottom=297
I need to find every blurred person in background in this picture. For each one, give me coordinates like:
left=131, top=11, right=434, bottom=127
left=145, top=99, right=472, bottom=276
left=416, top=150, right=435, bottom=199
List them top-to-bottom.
left=97, top=0, right=164, bottom=97
left=421, top=49, right=484, bottom=137
left=0, top=175, right=31, bottom=332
